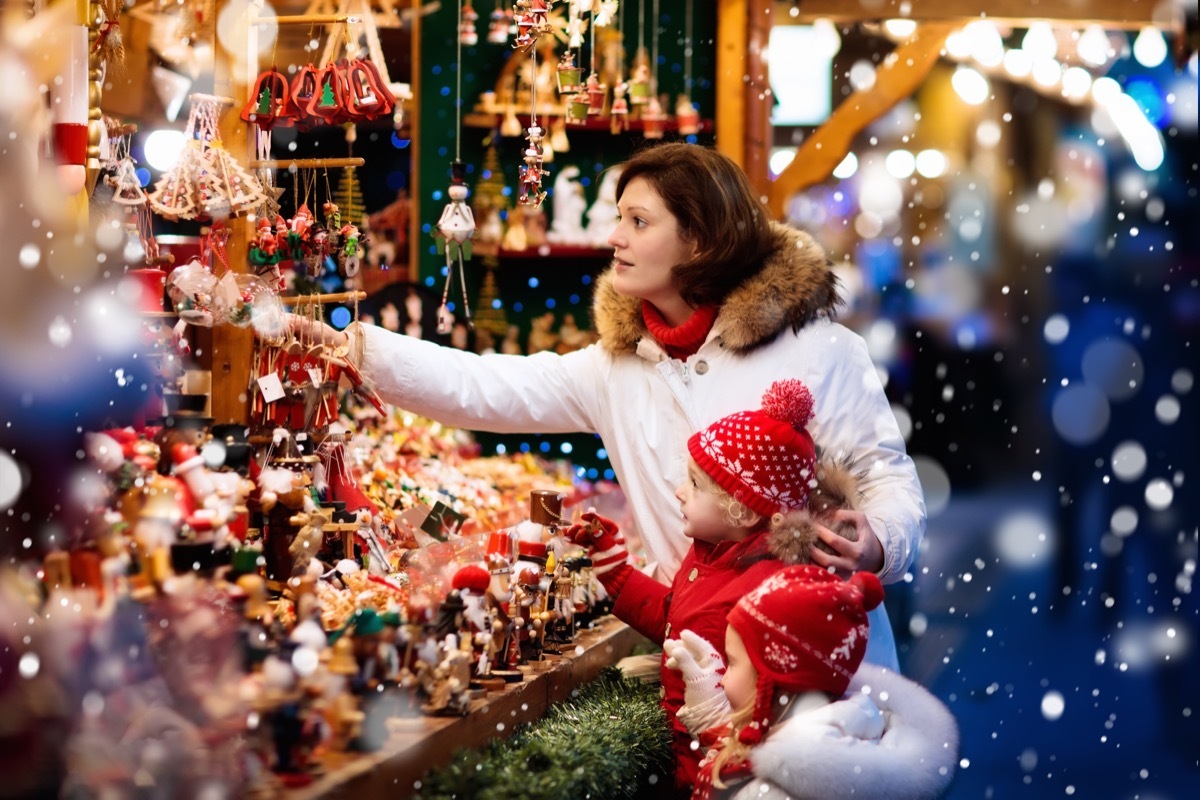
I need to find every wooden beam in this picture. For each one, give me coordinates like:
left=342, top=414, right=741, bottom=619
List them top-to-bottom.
left=407, top=0, right=421, bottom=284
left=716, top=0, right=748, bottom=166
left=744, top=0, right=773, bottom=201
left=782, top=0, right=1162, bottom=30
left=211, top=2, right=254, bottom=427
left=767, top=22, right=955, bottom=219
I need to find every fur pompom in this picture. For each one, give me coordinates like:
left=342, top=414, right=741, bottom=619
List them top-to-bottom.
left=760, top=379, right=814, bottom=430
left=768, top=510, right=822, bottom=565
left=849, top=571, right=884, bottom=611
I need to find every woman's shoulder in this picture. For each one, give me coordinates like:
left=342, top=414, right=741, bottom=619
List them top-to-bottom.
left=716, top=224, right=840, bottom=354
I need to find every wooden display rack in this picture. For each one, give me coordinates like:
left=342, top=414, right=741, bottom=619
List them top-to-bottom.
left=289, top=617, right=649, bottom=799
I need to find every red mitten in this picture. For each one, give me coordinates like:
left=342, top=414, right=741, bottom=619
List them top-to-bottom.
left=564, top=510, right=628, bottom=575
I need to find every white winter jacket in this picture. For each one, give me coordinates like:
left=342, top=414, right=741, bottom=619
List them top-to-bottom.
left=357, top=223, right=925, bottom=668
left=722, top=664, right=959, bottom=800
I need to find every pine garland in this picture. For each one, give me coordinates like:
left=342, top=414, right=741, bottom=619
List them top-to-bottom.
left=414, top=667, right=673, bottom=800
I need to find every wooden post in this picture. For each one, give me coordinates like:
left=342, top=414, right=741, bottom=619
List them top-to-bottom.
left=407, top=0, right=422, bottom=283
left=715, top=0, right=747, bottom=167
left=743, top=0, right=773, bottom=204
left=210, top=1, right=254, bottom=426
left=767, top=23, right=956, bottom=219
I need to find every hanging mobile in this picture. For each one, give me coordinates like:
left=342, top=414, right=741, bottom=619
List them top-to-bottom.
left=433, top=0, right=478, bottom=335
left=675, top=0, right=700, bottom=135
left=516, top=4, right=548, bottom=208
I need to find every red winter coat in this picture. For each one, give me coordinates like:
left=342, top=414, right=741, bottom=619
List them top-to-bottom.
left=600, top=530, right=782, bottom=792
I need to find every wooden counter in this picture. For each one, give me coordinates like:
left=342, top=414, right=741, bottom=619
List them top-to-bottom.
left=292, top=618, right=650, bottom=799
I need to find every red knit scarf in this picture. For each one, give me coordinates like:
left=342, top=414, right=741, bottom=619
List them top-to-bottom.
left=641, top=301, right=718, bottom=360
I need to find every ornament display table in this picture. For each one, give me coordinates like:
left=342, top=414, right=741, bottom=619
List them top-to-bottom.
left=290, top=617, right=649, bottom=799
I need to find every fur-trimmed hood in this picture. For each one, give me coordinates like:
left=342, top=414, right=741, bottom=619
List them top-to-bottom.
left=591, top=222, right=839, bottom=356
left=766, top=456, right=864, bottom=566
left=737, top=663, right=959, bottom=800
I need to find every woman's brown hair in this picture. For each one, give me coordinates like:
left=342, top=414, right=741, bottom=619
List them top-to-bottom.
left=615, top=143, right=776, bottom=307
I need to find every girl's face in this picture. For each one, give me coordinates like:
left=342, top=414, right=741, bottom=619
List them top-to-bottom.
left=608, top=176, right=696, bottom=323
left=674, top=460, right=749, bottom=545
left=721, top=626, right=757, bottom=713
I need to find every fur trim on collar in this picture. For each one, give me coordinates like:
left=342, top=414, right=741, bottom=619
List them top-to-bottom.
left=590, top=222, right=838, bottom=356
left=767, top=456, right=864, bottom=566
left=745, top=664, right=959, bottom=800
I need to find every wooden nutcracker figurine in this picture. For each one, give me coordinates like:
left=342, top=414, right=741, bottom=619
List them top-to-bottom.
left=546, top=550, right=574, bottom=644
left=513, top=565, right=549, bottom=663
left=419, top=634, right=473, bottom=715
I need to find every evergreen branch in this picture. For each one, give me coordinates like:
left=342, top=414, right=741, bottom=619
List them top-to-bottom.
left=415, top=667, right=673, bottom=800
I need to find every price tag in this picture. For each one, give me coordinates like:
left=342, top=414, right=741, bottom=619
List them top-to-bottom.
left=308, top=368, right=323, bottom=387
left=257, top=373, right=285, bottom=403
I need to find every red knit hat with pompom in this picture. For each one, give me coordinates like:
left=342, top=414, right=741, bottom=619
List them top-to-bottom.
left=687, top=379, right=816, bottom=517
left=728, top=565, right=884, bottom=746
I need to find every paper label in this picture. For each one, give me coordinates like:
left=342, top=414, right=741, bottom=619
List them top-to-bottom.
left=257, top=372, right=285, bottom=403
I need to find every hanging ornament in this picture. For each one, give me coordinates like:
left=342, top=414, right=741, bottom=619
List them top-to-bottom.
left=432, top=0, right=478, bottom=335
left=460, top=0, right=480, bottom=45
left=512, top=0, right=552, bottom=53
left=594, top=0, right=620, bottom=27
left=628, top=0, right=652, bottom=106
left=675, top=0, right=699, bottom=135
left=567, top=1, right=585, bottom=48
left=488, top=3, right=512, bottom=43
left=556, top=50, right=582, bottom=92
left=586, top=72, right=607, bottom=115
left=610, top=81, right=630, bottom=133
left=566, top=91, right=590, bottom=124
left=147, top=94, right=265, bottom=222
left=642, top=95, right=666, bottom=139
left=675, top=96, right=700, bottom=135
left=518, top=125, right=547, bottom=206
left=108, top=156, right=147, bottom=205
left=434, top=161, right=477, bottom=334
left=339, top=220, right=362, bottom=278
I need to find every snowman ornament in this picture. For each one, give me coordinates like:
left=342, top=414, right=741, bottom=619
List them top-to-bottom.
left=434, top=167, right=476, bottom=334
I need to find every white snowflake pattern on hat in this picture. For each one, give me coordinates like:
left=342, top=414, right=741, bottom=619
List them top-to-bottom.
left=763, top=640, right=800, bottom=671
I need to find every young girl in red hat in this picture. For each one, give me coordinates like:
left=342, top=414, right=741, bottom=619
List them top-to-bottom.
left=565, top=378, right=873, bottom=792
left=675, top=565, right=958, bottom=800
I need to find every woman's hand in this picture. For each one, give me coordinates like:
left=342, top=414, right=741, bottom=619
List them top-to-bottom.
left=809, top=509, right=886, bottom=577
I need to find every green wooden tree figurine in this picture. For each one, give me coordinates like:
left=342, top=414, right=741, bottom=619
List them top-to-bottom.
left=319, top=79, right=337, bottom=108
left=256, top=86, right=272, bottom=116
left=335, top=166, right=364, bottom=226
left=473, top=258, right=508, bottom=341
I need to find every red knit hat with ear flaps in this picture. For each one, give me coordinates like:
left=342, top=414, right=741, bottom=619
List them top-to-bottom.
left=687, top=379, right=817, bottom=517
left=727, top=565, right=884, bottom=745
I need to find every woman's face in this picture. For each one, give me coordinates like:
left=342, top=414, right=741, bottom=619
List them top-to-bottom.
left=608, top=176, right=695, bottom=318
left=721, top=626, right=757, bottom=713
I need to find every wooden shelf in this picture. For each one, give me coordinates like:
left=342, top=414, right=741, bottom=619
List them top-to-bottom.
left=464, top=111, right=713, bottom=135
left=492, top=244, right=613, bottom=260
left=290, top=617, right=648, bottom=799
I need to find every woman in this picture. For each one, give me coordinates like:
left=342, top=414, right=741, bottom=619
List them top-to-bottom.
left=296, top=143, right=924, bottom=668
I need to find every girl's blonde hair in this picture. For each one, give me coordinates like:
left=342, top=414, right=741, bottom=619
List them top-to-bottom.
left=690, top=460, right=761, bottom=529
left=709, top=696, right=757, bottom=789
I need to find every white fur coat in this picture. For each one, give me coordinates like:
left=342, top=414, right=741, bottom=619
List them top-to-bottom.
left=728, top=664, right=958, bottom=800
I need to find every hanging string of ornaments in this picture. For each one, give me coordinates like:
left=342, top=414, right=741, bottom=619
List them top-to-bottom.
left=434, top=0, right=481, bottom=334
left=147, top=94, right=266, bottom=222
